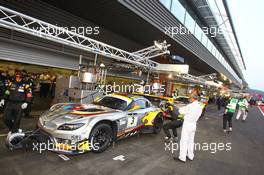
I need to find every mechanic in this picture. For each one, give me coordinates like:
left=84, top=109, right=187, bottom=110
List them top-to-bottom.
left=0, top=71, right=7, bottom=112
left=0, top=72, right=32, bottom=133
left=24, top=73, right=35, bottom=118
left=172, top=90, right=178, bottom=99
left=175, top=95, right=203, bottom=163
left=216, top=96, right=223, bottom=110
left=223, top=96, right=238, bottom=133
left=236, top=96, right=249, bottom=122
left=162, top=102, right=182, bottom=142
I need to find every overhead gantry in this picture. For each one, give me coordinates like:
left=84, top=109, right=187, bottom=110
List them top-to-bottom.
left=0, top=5, right=209, bottom=85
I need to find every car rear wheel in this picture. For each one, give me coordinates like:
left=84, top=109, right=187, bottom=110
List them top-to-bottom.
left=153, top=114, right=163, bottom=134
left=89, top=123, right=113, bottom=153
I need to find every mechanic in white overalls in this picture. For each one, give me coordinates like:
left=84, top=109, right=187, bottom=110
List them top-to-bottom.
left=177, top=95, right=203, bottom=162
left=236, top=96, right=249, bottom=122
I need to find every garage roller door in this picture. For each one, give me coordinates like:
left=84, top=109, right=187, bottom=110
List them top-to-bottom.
left=0, top=39, right=80, bottom=70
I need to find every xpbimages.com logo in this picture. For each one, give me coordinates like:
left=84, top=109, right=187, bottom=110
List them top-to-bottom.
left=32, top=24, right=100, bottom=37
left=164, top=25, right=223, bottom=38
left=98, top=82, right=166, bottom=95
left=32, top=140, right=100, bottom=153
left=164, top=142, right=232, bottom=154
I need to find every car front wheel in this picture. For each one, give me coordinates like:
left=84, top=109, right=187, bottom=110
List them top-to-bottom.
left=153, top=114, right=163, bottom=134
left=89, top=123, right=113, bottom=153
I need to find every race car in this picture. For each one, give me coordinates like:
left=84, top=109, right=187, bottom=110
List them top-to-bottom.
left=37, top=93, right=163, bottom=154
left=132, top=93, right=174, bottom=107
left=132, top=93, right=184, bottom=120
left=174, top=95, right=207, bottom=117
left=174, top=96, right=190, bottom=107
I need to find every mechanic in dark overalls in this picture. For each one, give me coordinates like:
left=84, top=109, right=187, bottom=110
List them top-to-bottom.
left=0, top=71, right=7, bottom=112
left=0, top=72, right=32, bottom=133
left=24, top=73, right=35, bottom=118
left=163, top=102, right=183, bottom=142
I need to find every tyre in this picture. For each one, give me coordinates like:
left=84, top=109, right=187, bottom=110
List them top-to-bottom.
left=153, top=114, right=163, bottom=134
left=89, top=123, right=113, bottom=153
left=5, top=134, right=25, bottom=151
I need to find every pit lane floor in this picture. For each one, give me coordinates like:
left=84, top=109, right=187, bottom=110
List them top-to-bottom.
left=0, top=105, right=264, bottom=175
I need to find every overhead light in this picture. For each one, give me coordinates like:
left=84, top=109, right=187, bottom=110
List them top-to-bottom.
left=170, top=55, right=185, bottom=63
left=100, top=63, right=105, bottom=68
left=168, top=74, right=172, bottom=79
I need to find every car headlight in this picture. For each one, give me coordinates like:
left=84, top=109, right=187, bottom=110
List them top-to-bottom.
left=58, top=123, right=85, bottom=130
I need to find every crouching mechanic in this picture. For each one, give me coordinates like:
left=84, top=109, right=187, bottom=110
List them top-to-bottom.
left=0, top=72, right=32, bottom=133
left=176, top=95, right=203, bottom=163
left=162, top=102, right=183, bottom=142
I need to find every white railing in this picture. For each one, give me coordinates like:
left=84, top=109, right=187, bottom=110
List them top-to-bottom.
left=0, top=5, right=170, bottom=69
left=0, top=5, right=209, bottom=85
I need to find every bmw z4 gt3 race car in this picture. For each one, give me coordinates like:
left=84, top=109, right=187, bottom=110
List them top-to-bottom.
left=37, top=94, right=164, bottom=154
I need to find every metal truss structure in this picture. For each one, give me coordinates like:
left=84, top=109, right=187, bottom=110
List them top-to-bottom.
left=0, top=5, right=208, bottom=85
left=0, top=6, right=170, bottom=69
left=132, top=40, right=170, bottom=62
left=175, top=73, right=206, bottom=85
left=198, top=73, right=217, bottom=80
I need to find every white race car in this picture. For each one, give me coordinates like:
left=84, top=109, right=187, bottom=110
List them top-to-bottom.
left=37, top=93, right=163, bottom=154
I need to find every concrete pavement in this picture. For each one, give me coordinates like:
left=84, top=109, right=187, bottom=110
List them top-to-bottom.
left=0, top=105, right=263, bottom=175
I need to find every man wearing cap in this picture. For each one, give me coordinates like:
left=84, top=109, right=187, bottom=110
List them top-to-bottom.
left=0, top=72, right=32, bottom=133
left=176, top=95, right=203, bottom=163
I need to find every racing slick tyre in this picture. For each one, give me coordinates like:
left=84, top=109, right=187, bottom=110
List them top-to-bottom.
left=153, top=114, right=163, bottom=134
left=89, top=123, right=113, bottom=153
left=5, top=133, right=25, bottom=151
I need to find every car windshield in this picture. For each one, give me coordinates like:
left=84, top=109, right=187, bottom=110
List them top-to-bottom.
left=94, top=96, right=128, bottom=111
left=141, top=96, right=162, bottom=107
left=176, top=97, right=189, bottom=104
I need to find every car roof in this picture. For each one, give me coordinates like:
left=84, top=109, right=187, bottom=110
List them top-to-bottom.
left=106, top=93, right=132, bottom=103
left=108, top=93, right=147, bottom=103
left=132, top=93, right=172, bottom=100
left=176, top=96, right=189, bottom=99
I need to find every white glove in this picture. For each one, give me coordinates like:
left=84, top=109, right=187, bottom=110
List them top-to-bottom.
left=0, top=99, right=4, bottom=107
left=21, top=103, right=28, bottom=109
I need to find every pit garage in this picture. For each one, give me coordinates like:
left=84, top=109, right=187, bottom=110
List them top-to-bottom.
left=0, top=1, right=219, bottom=109
left=1, top=1, right=263, bottom=175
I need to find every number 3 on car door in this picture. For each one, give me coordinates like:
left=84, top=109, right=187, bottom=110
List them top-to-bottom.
left=127, top=115, right=137, bottom=128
